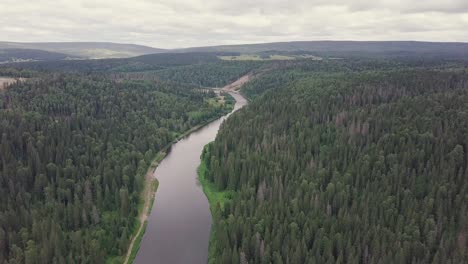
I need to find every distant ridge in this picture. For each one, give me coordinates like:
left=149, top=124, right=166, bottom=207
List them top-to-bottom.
left=2, top=40, right=468, bottom=62
left=174, top=40, right=468, bottom=58
left=0, top=41, right=166, bottom=59
left=0, top=48, right=71, bottom=63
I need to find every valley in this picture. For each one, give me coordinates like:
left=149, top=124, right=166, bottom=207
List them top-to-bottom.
left=3, top=0, right=468, bottom=263
left=0, top=43, right=467, bottom=264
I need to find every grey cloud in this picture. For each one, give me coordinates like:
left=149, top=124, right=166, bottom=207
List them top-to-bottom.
left=0, top=0, right=467, bottom=48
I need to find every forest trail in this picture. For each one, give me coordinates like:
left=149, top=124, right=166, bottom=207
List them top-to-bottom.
left=222, top=74, right=252, bottom=92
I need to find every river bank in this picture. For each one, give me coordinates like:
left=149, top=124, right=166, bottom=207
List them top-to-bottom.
left=132, top=91, right=246, bottom=264
left=122, top=100, right=235, bottom=264
left=198, top=147, right=235, bottom=264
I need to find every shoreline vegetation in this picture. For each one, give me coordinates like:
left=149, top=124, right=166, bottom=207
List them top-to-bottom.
left=121, top=95, right=234, bottom=264
left=198, top=144, right=235, bottom=264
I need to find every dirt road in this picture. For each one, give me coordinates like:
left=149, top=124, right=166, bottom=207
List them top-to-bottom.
left=222, top=74, right=251, bottom=92
left=123, top=159, right=160, bottom=264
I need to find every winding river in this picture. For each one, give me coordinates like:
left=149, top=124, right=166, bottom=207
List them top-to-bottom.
left=134, top=91, right=247, bottom=264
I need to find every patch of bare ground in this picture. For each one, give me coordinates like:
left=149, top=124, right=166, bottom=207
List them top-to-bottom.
left=0, top=77, right=26, bottom=90
left=0, top=77, right=17, bottom=90
left=217, top=95, right=225, bottom=104
left=123, top=157, right=161, bottom=264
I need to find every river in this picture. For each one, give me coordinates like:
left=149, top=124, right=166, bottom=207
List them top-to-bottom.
left=134, top=91, right=247, bottom=264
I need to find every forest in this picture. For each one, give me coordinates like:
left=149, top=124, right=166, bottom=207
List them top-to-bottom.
left=1, top=52, right=467, bottom=263
left=202, top=63, right=468, bottom=263
left=0, top=66, right=234, bottom=263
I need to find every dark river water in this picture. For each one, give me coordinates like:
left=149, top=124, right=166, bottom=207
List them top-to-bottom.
left=134, top=92, right=247, bottom=264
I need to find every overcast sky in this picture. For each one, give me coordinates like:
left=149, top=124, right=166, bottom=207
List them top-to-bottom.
left=1, top=0, right=467, bottom=49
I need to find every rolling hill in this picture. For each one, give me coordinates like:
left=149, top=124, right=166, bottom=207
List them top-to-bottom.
left=3, top=40, right=468, bottom=64
left=0, top=41, right=166, bottom=59
left=176, top=41, right=468, bottom=59
left=0, top=48, right=72, bottom=63
left=3, top=52, right=225, bottom=72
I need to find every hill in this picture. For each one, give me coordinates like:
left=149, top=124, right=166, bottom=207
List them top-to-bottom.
left=3, top=40, right=468, bottom=62
left=177, top=41, right=468, bottom=59
left=0, top=42, right=166, bottom=59
left=0, top=48, right=72, bottom=63
left=2, top=52, right=229, bottom=72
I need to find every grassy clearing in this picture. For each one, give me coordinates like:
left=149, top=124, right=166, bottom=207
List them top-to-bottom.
left=79, top=49, right=137, bottom=59
left=218, top=54, right=323, bottom=61
left=219, top=54, right=295, bottom=61
left=219, top=54, right=265, bottom=61
left=269, top=54, right=295, bottom=60
left=296, top=54, right=323, bottom=60
left=187, top=95, right=233, bottom=125
left=206, top=97, right=224, bottom=108
left=198, top=159, right=233, bottom=209
left=133, top=177, right=160, bottom=219
left=146, top=180, right=159, bottom=216
left=126, top=221, right=148, bottom=264
left=106, top=256, right=123, bottom=264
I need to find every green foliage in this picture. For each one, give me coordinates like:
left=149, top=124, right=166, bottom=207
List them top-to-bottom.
left=2, top=51, right=468, bottom=264
left=6, top=52, right=224, bottom=73
left=219, top=54, right=296, bottom=61
left=241, top=59, right=466, bottom=99
left=153, top=62, right=261, bottom=87
left=204, top=68, right=468, bottom=263
left=0, top=73, right=229, bottom=263
left=199, top=144, right=236, bottom=264
left=199, top=144, right=235, bottom=210
left=127, top=221, right=148, bottom=264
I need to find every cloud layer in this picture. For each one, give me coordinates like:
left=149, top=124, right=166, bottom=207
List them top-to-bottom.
left=1, top=0, right=467, bottom=48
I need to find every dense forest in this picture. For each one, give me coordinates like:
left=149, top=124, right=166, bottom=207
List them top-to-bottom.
left=180, top=41, right=468, bottom=60
left=1, top=52, right=468, bottom=264
left=1, top=52, right=235, bottom=73
left=240, top=58, right=466, bottom=99
left=109, top=61, right=262, bottom=88
left=151, top=61, right=262, bottom=87
left=202, top=67, right=468, bottom=263
left=0, top=71, right=231, bottom=263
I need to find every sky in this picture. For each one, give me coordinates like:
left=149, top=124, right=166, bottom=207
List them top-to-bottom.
left=1, top=0, right=468, bottom=49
